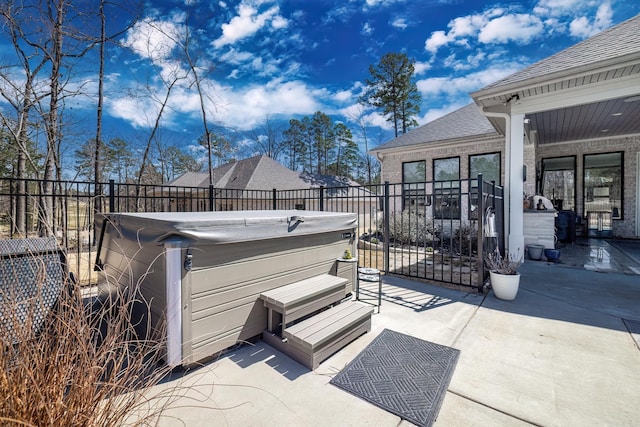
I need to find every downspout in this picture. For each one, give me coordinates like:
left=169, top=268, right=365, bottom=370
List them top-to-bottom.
left=479, top=108, right=512, bottom=252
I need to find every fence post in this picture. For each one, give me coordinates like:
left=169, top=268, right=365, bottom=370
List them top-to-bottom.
left=477, top=174, right=484, bottom=293
left=108, top=180, right=115, bottom=213
left=383, top=181, right=390, bottom=275
left=209, top=185, right=215, bottom=211
left=319, top=186, right=325, bottom=211
left=272, top=188, right=277, bottom=210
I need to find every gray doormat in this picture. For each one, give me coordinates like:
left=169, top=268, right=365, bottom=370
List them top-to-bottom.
left=330, top=329, right=459, bottom=427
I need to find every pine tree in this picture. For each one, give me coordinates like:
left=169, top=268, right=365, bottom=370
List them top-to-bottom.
left=362, top=52, right=421, bottom=137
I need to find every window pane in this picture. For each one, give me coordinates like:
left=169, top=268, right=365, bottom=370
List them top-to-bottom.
left=584, top=152, right=623, bottom=219
left=470, top=153, right=500, bottom=184
left=434, top=157, right=460, bottom=219
left=542, top=157, right=575, bottom=211
left=434, top=158, right=459, bottom=181
left=403, top=161, right=426, bottom=209
left=403, top=161, right=425, bottom=183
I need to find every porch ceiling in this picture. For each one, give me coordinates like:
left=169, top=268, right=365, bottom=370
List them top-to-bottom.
left=473, top=60, right=640, bottom=145
left=527, top=95, right=640, bottom=145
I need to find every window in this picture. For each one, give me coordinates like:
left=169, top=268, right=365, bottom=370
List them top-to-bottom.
left=469, top=152, right=501, bottom=185
left=584, top=152, right=623, bottom=219
left=469, top=153, right=500, bottom=219
left=542, top=156, right=576, bottom=211
left=434, top=157, right=460, bottom=219
left=402, top=161, right=426, bottom=209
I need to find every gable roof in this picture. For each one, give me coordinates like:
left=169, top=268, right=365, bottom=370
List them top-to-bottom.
left=476, top=14, right=640, bottom=94
left=371, top=103, right=499, bottom=153
left=166, top=155, right=370, bottom=192
left=165, top=171, right=209, bottom=187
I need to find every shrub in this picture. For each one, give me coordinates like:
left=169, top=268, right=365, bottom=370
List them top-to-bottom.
left=380, top=211, right=439, bottom=245
left=453, top=223, right=478, bottom=254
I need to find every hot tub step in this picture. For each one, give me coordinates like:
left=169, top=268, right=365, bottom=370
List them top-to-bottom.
left=260, top=273, right=348, bottom=332
left=265, top=301, right=373, bottom=370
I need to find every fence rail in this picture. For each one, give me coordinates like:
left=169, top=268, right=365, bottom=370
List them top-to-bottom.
left=0, top=176, right=504, bottom=290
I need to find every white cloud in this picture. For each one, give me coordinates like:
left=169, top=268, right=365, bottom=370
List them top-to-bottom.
left=365, top=0, right=406, bottom=7
left=533, top=0, right=597, bottom=17
left=569, top=2, right=613, bottom=38
left=212, top=3, right=283, bottom=48
left=323, top=5, right=357, bottom=24
left=425, top=13, right=488, bottom=53
left=448, top=14, right=486, bottom=38
left=479, top=14, right=544, bottom=44
left=271, top=15, right=289, bottom=29
left=123, top=16, right=184, bottom=62
left=391, top=17, right=407, bottom=30
left=362, top=22, right=373, bottom=36
left=425, top=30, right=451, bottom=53
left=218, top=48, right=255, bottom=65
left=413, top=61, right=431, bottom=75
left=416, top=64, right=523, bottom=97
left=108, top=74, right=327, bottom=132
left=224, top=80, right=319, bottom=128
left=334, top=89, right=353, bottom=103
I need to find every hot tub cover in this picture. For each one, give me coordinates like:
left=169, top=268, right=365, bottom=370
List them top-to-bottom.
left=103, top=210, right=357, bottom=245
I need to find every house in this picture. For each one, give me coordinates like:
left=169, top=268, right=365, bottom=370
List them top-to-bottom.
left=371, top=14, right=640, bottom=254
left=165, top=155, right=378, bottom=232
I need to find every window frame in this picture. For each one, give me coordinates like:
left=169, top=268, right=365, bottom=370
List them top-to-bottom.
left=468, top=151, right=501, bottom=186
left=583, top=151, right=624, bottom=220
left=469, top=152, right=501, bottom=220
left=541, top=155, right=577, bottom=212
left=433, top=156, right=461, bottom=220
left=402, top=160, right=427, bottom=210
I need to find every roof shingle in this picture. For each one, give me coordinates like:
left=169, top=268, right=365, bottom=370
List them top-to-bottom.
left=372, top=103, right=498, bottom=152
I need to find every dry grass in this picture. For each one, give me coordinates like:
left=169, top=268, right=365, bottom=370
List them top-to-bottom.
left=0, top=254, right=179, bottom=426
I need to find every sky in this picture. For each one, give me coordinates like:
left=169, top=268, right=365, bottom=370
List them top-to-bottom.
left=3, top=0, right=640, bottom=168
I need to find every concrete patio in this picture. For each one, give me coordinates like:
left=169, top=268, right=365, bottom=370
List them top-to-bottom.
left=152, top=239, right=640, bottom=426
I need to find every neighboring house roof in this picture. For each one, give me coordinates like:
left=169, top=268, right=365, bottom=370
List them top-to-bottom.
left=479, top=14, right=640, bottom=93
left=372, top=103, right=499, bottom=153
left=167, top=155, right=372, bottom=194
left=165, top=171, right=209, bottom=187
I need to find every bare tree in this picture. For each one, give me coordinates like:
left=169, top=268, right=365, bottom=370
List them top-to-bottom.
left=1, top=0, right=102, bottom=236
left=93, top=0, right=140, bottom=215
left=0, top=2, right=49, bottom=236
left=180, top=14, right=217, bottom=186
left=134, top=70, right=187, bottom=207
left=347, top=103, right=376, bottom=184
left=253, top=115, right=284, bottom=160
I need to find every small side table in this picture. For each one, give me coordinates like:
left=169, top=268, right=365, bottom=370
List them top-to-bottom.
left=357, top=267, right=382, bottom=312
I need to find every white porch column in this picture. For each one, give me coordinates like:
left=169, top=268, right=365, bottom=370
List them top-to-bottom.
left=508, top=113, right=525, bottom=259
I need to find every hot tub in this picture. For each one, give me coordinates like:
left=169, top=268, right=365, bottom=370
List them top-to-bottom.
left=96, top=210, right=357, bottom=367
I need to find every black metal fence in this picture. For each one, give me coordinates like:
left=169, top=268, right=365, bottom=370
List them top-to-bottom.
left=0, top=176, right=504, bottom=290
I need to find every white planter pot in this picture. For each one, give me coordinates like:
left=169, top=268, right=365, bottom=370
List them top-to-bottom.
left=489, top=271, right=520, bottom=301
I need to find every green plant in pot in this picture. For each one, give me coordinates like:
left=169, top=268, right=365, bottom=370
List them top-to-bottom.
left=485, top=248, right=522, bottom=300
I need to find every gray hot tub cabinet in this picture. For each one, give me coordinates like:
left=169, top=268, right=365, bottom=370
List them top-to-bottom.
left=96, top=210, right=357, bottom=367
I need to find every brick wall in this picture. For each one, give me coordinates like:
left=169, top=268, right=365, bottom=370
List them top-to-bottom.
left=378, top=133, right=639, bottom=238
left=537, top=135, right=639, bottom=238
left=380, top=137, right=506, bottom=184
